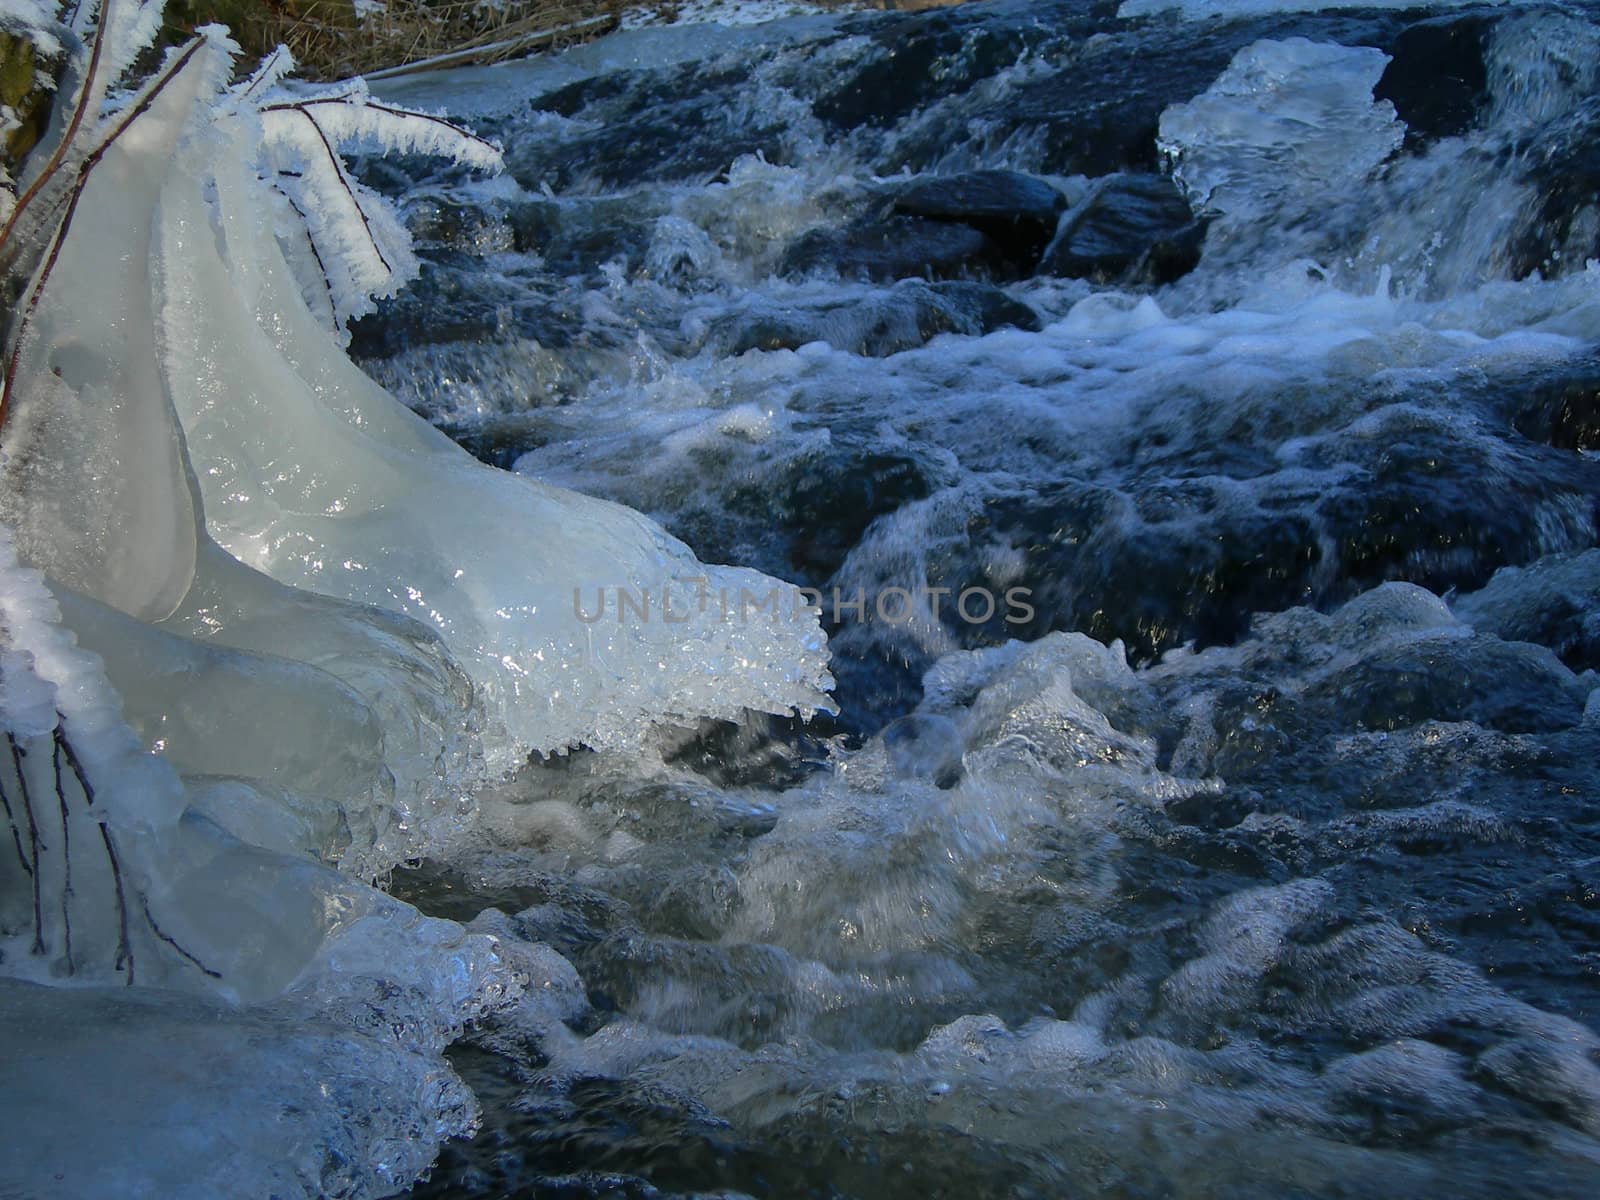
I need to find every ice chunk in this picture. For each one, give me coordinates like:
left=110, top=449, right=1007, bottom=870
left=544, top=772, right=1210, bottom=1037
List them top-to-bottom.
left=1158, top=39, right=1403, bottom=222
left=0, top=41, right=213, bottom=623
left=154, top=114, right=832, bottom=773
left=0, top=978, right=477, bottom=1200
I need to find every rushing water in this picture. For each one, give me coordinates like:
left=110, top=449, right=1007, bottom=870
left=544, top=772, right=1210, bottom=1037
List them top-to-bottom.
left=349, top=2, right=1600, bottom=1195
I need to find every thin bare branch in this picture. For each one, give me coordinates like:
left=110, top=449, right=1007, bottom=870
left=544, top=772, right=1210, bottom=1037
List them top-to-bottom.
left=0, top=0, right=115, bottom=258
left=57, top=722, right=132, bottom=984
left=8, top=733, right=45, bottom=955
left=51, top=733, right=74, bottom=974
left=0, top=767, right=33, bottom=876
left=98, top=823, right=132, bottom=983
left=139, top=894, right=222, bottom=979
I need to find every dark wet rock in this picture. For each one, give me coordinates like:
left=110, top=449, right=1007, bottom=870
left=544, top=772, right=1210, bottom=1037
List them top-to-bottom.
left=812, top=8, right=1038, bottom=132
left=982, top=10, right=1425, bottom=178
left=1375, top=13, right=1496, bottom=146
left=513, top=60, right=783, bottom=191
left=529, top=64, right=660, bottom=119
left=1507, top=103, right=1600, bottom=283
left=522, top=117, right=788, bottom=191
left=885, top=170, right=1066, bottom=270
left=889, top=170, right=1064, bottom=229
left=1038, top=173, right=1205, bottom=284
left=400, top=194, right=511, bottom=255
left=504, top=195, right=665, bottom=276
left=780, top=215, right=997, bottom=282
left=348, top=261, right=581, bottom=359
left=703, top=279, right=1039, bottom=358
left=927, top=280, right=1041, bottom=333
left=1508, top=362, right=1600, bottom=453
left=880, top=391, right=1600, bottom=669
left=1311, top=426, right=1600, bottom=602
left=745, top=446, right=936, bottom=581
left=978, top=482, right=1327, bottom=663
left=1454, top=550, right=1600, bottom=673
left=1306, top=637, right=1589, bottom=734
left=662, top=714, right=828, bottom=792
left=414, top=1058, right=750, bottom=1200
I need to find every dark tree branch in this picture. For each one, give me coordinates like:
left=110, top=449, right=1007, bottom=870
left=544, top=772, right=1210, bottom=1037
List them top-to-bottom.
left=0, top=0, right=115, bottom=259
left=7, top=733, right=45, bottom=955
left=51, top=733, right=74, bottom=974
left=0, top=765, right=32, bottom=877
left=97, top=823, right=132, bottom=984
left=139, top=894, right=221, bottom=979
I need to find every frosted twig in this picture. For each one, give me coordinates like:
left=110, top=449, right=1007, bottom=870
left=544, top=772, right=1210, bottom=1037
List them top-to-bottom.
left=236, top=46, right=289, bottom=102
left=262, top=96, right=501, bottom=161
left=293, top=106, right=394, bottom=275
left=278, top=184, right=340, bottom=326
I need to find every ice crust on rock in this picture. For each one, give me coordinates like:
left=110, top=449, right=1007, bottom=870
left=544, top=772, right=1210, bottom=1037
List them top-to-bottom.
left=1158, top=38, right=1404, bottom=222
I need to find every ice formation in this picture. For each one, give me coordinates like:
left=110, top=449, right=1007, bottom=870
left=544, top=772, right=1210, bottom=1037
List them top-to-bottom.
left=0, top=3, right=831, bottom=1194
left=1157, top=39, right=1404, bottom=221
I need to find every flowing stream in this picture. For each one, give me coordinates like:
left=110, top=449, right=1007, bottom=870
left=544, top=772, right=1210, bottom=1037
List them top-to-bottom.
left=334, top=2, right=1600, bottom=1195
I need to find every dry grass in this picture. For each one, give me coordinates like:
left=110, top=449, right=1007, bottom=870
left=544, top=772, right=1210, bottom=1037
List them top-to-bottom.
left=166, top=0, right=974, bottom=82
left=166, top=1, right=632, bottom=80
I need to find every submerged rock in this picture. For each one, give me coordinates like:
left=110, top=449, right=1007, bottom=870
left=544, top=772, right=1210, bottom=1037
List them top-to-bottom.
left=1374, top=13, right=1497, bottom=147
left=886, top=169, right=1066, bottom=271
left=780, top=170, right=1070, bottom=284
left=1037, top=173, right=1205, bottom=284
left=780, top=215, right=996, bottom=282
left=702, top=279, right=1039, bottom=359
left=1509, top=365, right=1600, bottom=454
left=1454, top=550, right=1600, bottom=673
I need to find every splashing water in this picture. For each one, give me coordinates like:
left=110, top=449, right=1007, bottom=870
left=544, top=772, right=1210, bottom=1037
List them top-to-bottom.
left=357, top=2, right=1600, bottom=1196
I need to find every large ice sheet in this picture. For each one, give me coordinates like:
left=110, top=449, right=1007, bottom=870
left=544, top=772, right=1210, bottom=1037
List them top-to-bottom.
left=156, top=108, right=831, bottom=776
